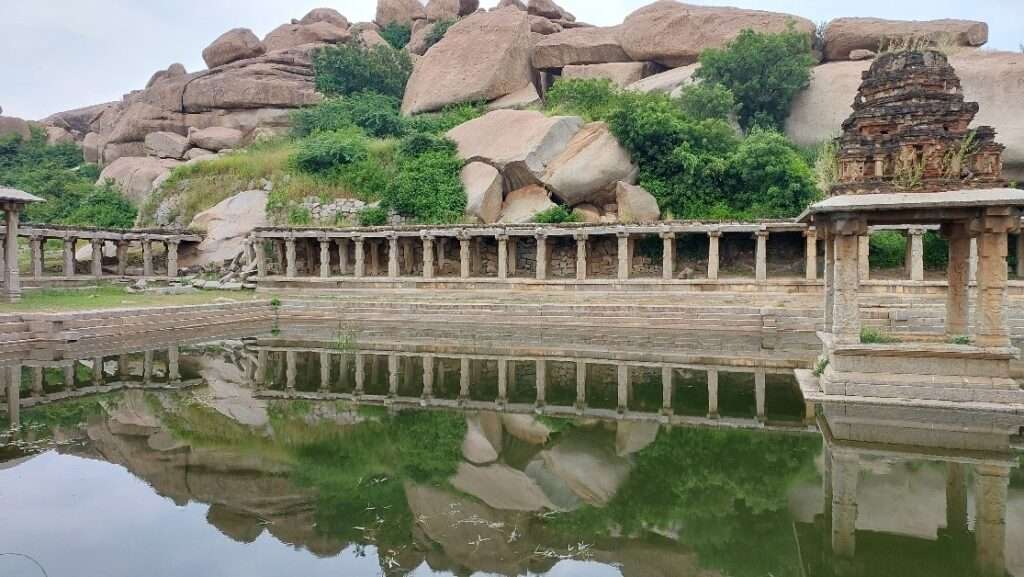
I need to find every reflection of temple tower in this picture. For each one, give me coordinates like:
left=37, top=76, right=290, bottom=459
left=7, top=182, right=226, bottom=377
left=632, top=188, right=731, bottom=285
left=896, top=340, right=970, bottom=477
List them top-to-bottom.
left=805, top=401, right=1023, bottom=577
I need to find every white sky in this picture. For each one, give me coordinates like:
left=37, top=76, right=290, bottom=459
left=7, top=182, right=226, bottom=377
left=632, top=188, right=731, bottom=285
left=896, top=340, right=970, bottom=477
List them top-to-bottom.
left=1, top=0, right=1021, bottom=120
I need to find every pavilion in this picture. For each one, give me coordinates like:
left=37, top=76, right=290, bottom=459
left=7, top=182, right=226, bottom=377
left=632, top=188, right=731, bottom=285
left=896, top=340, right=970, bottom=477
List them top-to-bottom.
left=0, top=187, right=44, bottom=303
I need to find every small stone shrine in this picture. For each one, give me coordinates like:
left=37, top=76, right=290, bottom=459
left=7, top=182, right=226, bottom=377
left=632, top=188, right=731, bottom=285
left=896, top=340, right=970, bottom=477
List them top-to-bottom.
left=799, top=50, right=1024, bottom=406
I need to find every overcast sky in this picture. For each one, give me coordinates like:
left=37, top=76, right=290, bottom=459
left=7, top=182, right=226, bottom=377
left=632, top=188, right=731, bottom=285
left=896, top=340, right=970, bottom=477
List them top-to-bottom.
left=2, top=0, right=1021, bottom=120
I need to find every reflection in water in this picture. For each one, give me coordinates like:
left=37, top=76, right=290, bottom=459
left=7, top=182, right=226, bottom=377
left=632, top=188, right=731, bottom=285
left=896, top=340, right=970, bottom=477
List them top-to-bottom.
left=0, top=328, right=1021, bottom=577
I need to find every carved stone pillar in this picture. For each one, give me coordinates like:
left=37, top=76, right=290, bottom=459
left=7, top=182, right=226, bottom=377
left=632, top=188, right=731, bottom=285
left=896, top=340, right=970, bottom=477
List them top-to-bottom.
left=2, top=209, right=20, bottom=303
left=973, top=211, right=1013, bottom=348
left=832, top=218, right=866, bottom=345
left=942, top=222, right=972, bottom=337
left=804, top=227, right=817, bottom=280
left=909, top=227, right=925, bottom=281
left=823, top=228, right=835, bottom=331
left=755, top=230, right=769, bottom=282
left=617, top=231, right=630, bottom=281
left=707, top=231, right=721, bottom=280
left=661, top=232, right=676, bottom=280
left=858, top=233, right=871, bottom=281
left=1017, top=233, right=1024, bottom=278
left=535, top=234, right=548, bottom=280
left=575, top=234, right=588, bottom=281
left=388, top=235, right=400, bottom=278
left=497, top=235, right=509, bottom=280
left=30, top=236, right=43, bottom=279
left=422, top=236, right=435, bottom=279
left=459, top=236, right=471, bottom=279
left=63, top=237, right=77, bottom=277
left=471, top=237, right=482, bottom=276
left=508, top=237, right=517, bottom=276
left=970, top=237, right=979, bottom=283
left=284, top=238, right=297, bottom=278
left=319, top=238, right=332, bottom=278
left=354, top=238, right=365, bottom=278
left=402, top=238, right=414, bottom=276
left=437, top=238, right=448, bottom=270
left=142, top=239, right=154, bottom=277
left=255, top=239, right=267, bottom=277
left=336, top=239, right=348, bottom=275
left=369, top=239, right=380, bottom=276
left=166, top=240, right=179, bottom=278
left=168, top=347, right=180, bottom=382
left=142, top=350, right=154, bottom=384
left=254, top=350, right=267, bottom=388
left=285, top=351, right=297, bottom=391
left=320, top=352, right=332, bottom=392
left=354, top=353, right=365, bottom=395
left=422, top=355, right=434, bottom=400
left=92, top=357, right=104, bottom=386
left=459, top=357, right=471, bottom=401
left=496, top=358, right=508, bottom=405
left=535, top=359, right=546, bottom=407
left=575, top=361, right=587, bottom=410
left=617, top=364, right=630, bottom=413
left=5, top=366, right=19, bottom=429
left=661, top=366, right=674, bottom=415
left=707, top=368, right=719, bottom=418
left=755, top=369, right=766, bottom=421
left=831, top=451, right=860, bottom=559
left=945, top=462, right=969, bottom=535
left=974, top=464, right=1011, bottom=577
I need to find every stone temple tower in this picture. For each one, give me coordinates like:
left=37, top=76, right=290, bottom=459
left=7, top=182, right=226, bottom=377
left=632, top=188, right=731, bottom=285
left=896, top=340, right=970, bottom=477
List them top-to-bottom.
left=832, top=50, right=1007, bottom=195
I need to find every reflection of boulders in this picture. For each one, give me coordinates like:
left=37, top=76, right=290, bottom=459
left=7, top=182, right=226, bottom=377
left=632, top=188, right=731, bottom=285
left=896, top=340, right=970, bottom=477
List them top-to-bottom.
left=197, top=355, right=269, bottom=428
left=462, top=412, right=503, bottom=465
left=501, top=414, right=552, bottom=445
left=615, top=421, right=660, bottom=456
left=535, top=427, right=633, bottom=506
left=451, top=462, right=556, bottom=511
left=591, top=542, right=718, bottom=577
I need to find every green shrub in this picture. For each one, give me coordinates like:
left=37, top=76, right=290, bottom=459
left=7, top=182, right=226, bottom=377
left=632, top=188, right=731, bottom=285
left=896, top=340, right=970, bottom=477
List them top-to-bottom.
left=424, top=20, right=455, bottom=50
left=379, top=23, right=411, bottom=49
left=696, top=28, right=815, bottom=131
left=313, top=44, right=413, bottom=99
left=545, top=78, right=622, bottom=121
left=677, top=83, right=737, bottom=122
left=292, top=92, right=404, bottom=139
left=402, top=102, right=484, bottom=135
left=291, top=128, right=369, bottom=175
left=724, top=128, right=819, bottom=218
left=397, top=132, right=456, bottom=157
left=382, top=150, right=465, bottom=223
left=63, top=182, right=137, bottom=228
left=288, top=205, right=312, bottom=226
left=357, top=205, right=389, bottom=226
left=533, top=205, right=580, bottom=224
left=923, top=231, right=949, bottom=270
left=869, top=232, right=906, bottom=269
left=861, top=328, right=900, bottom=344
left=949, top=335, right=971, bottom=345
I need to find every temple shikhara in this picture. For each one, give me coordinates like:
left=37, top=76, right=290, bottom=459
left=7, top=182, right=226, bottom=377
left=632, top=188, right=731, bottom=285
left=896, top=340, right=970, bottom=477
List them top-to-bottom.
left=833, top=51, right=1007, bottom=195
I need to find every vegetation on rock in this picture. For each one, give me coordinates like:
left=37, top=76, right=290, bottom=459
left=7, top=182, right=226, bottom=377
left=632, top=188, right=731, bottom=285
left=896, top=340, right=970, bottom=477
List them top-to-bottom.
left=424, top=19, right=456, bottom=51
left=379, top=23, right=412, bottom=50
left=313, top=43, right=413, bottom=100
left=533, top=205, right=581, bottom=224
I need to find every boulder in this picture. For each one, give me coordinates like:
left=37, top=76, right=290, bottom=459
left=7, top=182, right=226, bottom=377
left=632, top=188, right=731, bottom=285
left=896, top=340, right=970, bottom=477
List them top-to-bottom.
left=376, top=0, right=427, bottom=27
left=426, top=0, right=479, bottom=21
left=496, top=0, right=526, bottom=10
left=527, top=0, right=574, bottom=22
left=619, top=1, right=815, bottom=67
left=299, top=8, right=350, bottom=29
left=402, top=8, right=534, bottom=115
left=529, top=16, right=562, bottom=35
left=822, top=18, right=988, bottom=62
left=406, top=20, right=435, bottom=55
left=262, top=21, right=351, bottom=52
left=532, top=26, right=630, bottom=69
left=357, top=27, right=390, bottom=49
left=202, top=28, right=266, bottom=69
left=849, top=49, right=876, bottom=61
left=182, top=50, right=322, bottom=113
left=784, top=60, right=868, bottom=150
left=563, top=62, right=660, bottom=87
left=146, top=63, right=188, bottom=89
left=627, top=63, right=700, bottom=96
left=485, top=83, right=541, bottom=111
left=41, top=101, right=118, bottom=136
left=104, top=102, right=185, bottom=144
left=447, top=109, right=583, bottom=189
left=0, top=116, right=32, bottom=140
left=542, top=122, right=637, bottom=207
left=44, top=125, right=75, bottom=145
left=189, top=126, right=244, bottom=151
left=144, top=131, right=190, bottom=159
left=83, top=132, right=102, bottom=163
left=101, top=141, right=146, bottom=165
left=185, top=147, right=216, bottom=161
left=97, top=156, right=181, bottom=205
left=461, top=162, right=503, bottom=223
left=616, top=182, right=660, bottom=223
left=498, top=185, right=556, bottom=223
left=186, top=190, right=269, bottom=266
left=572, top=203, right=602, bottom=223
left=501, top=414, right=552, bottom=445
left=539, top=430, right=632, bottom=506
left=450, top=463, right=556, bottom=511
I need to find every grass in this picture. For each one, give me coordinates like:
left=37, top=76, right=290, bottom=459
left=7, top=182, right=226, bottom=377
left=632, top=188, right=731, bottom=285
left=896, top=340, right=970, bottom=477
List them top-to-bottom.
left=0, top=284, right=270, bottom=313
left=860, top=327, right=901, bottom=345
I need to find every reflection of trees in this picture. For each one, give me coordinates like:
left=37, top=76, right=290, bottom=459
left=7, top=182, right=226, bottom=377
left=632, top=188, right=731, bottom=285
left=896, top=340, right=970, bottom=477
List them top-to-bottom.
left=547, top=427, right=820, bottom=577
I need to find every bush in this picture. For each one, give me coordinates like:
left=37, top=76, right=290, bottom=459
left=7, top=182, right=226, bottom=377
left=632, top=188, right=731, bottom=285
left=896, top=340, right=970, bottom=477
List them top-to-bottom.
left=424, top=20, right=455, bottom=50
left=379, top=23, right=411, bottom=49
left=696, top=28, right=815, bottom=131
left=313, top=44, right=413, bottom=99
left=545, top=78, right=621, bottom=121
left=677, top=83, right=737, bottom=122
left=292, top=92, right=404, bottom=139
left=402, top=102, right=484, bottom=135
left=291, top=128, right=369, bottom=175
left=724, top=128, right=820, bottom=218
left=397, top=132, right=456, bottom=157
left=382, top=150, right=465, bottom=224
left=63, top=182, right=137, bottom=228
left=357, top=205, right=389, bottom=226
left=533, top=205, right=580, bottom=224
left=869, top=231, right=905, bottom=269
left=923, top=231, right=949, bottom=270
left=861, top=328, right=900, bottom=344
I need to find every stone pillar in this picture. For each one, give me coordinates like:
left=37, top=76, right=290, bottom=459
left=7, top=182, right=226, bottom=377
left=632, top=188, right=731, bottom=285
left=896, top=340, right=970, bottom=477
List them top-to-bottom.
left=3, top=208, right=20, bottom=302
left=973, top=211, right=1014, bottom=348
left=832, top=218, right=866, bottom=345
left=943, top=222, right=972, bottom=337
left=804, top=227, right=818, bottom=280
left=909, top=227, right=925, bottom=281
left=823, top=229, right=835, bottom=331
left=755, top=230, right=769, bottom=282
left=707, top=231, right=721, bottom=280
left=617, top=232, right=631, bottom=281
left=661, top=232, right=676, bottom=280
left=858, top=233, right=871, bottom=281
left=1017, top=233, right=1024, bottom=278
left=535, top=234, right=548, bottom=281
left=575, top=234, right=588, bottom=281
left=388, top=235, right=400, bottom=278
left=497, top=235, right=509, bottom=280
left=30, top=236, right=43, bottom=279
left=422, top=236, right=435, bottom=279
left=459, top=236, right=471, bottom=279
left=63, top=237, right=76, bottom=277
left=470, top=237, right=482, bottom=276
left=508, top=237, right=518, bottom=276
left=970, top=237, right=979, bottom=283
left=284, top=238, right=297, bottom=278
left=319, top=238, right=332, bottom=278
left=354, top=238, right=365, bottom=278
left=437, top=238, right=448, bottom=270
left=89, top=239, right=103, bottom=278
left=142, top=239, right=154, bottom=277
left=254, top=239, right=267, bottom=277
left=336, top=239, right=348, bottom=275
left=402, top=239, right=414, bottom=277
left=166, top=240, right=179, bottom=278
left=369, top=240, right=380, bottom=276
left=115, top=241, right=128, bottom=277
left=168, top=347, right=180, bottom=382
left=142, top=350, right=154, bottom=384
left=255, top=350, right=267, bottom=388
left=320, top=352, right=332, bottom=392
left=354, top=353, right=365, bottom=396
left=118, top=354, right=129, bottom=379
left=422, top=355, right=434, bottom=400
left=91, top=357, right=104, bottom=386
left=459, top=357, right=471, bottom=401
left=497, top=358, right=508, bottom=405
left=535, top=360, right=546, bottom=407
left=575, top=361, right=587, bottom=410
left=63, top=364, right=75, bottom=390
left=617, top=364, right=630, bottom=413
left=5, top=366, right=19, bottom=430
left=661, top=366, right=673, bottom=415
left=30, top=367, right=42, bottom=397
left=707, top=368, right=719, bottom=418
left=755, top=369, right=766, bottom=421
left=831, top=451, right=860, bottom=559
left=945, top=462, right=969, bottom=535
left=974, top=464, right=1011, bottom=577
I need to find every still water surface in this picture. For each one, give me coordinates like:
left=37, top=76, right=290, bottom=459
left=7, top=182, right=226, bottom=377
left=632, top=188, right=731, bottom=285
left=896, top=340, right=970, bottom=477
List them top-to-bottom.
left=0, top=331, right=1021, bottom=577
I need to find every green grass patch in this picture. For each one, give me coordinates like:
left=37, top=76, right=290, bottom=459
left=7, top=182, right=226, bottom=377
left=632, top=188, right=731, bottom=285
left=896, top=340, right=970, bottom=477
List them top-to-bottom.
left=0, top=284, right=268, bottom=313
left=860, top=327, right=901, bottom=344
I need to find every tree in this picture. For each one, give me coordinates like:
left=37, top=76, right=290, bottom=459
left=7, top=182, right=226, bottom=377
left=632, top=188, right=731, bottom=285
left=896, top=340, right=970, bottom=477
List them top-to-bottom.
left=696, top=28, right=815, bottom=131
left=677, top=83, right=737, bottom=122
